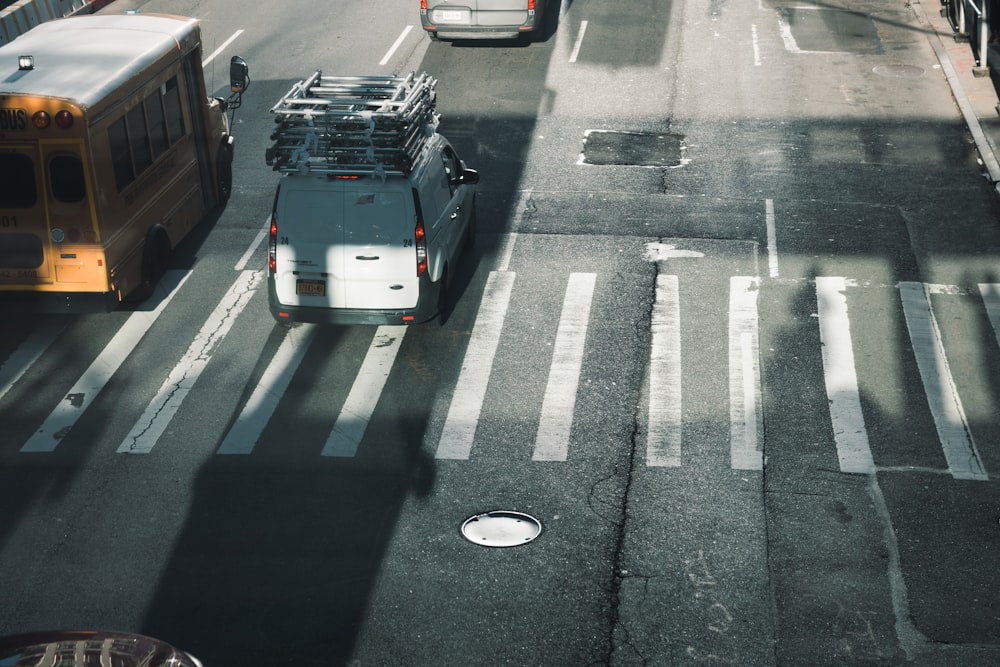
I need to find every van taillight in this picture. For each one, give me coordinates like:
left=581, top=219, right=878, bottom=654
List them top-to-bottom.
left=420, top=0, right=427, bottom=8
left=528, top=0, right=535, bottom=9
left=268, top=215, right=277, bottom=273
left=415, top=220, right=427, bottom=277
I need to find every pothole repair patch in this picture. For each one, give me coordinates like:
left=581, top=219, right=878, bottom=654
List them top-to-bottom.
left=580, top=130, right=686, bottom=167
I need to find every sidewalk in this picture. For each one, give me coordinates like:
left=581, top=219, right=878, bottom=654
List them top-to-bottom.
left=912, top=0, right=1000, bottom=193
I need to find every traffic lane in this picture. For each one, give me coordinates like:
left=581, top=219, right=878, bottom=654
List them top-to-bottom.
left=419, top=25, right=562, bottom=216
left=134, top=232, right=653, bottom=664
left=349, top=233, right=652, bottom=664
left=348, top=234, right=768, bottom=662
left=618, top=240, right=774, bottom=663
left=758, top=278, right=908, bottom=664
left=137, top=321, right=439, bottom=664
left=139, top=451, right=435, bottom=665
left=352, top=463, right=621, bottom=665
left=619, top=469, right=774, bottom=665
left=879, top=473, right=1000, bottom=644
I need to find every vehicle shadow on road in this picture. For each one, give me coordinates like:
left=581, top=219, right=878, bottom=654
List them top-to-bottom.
left=139, top=412, right=435, bottom=665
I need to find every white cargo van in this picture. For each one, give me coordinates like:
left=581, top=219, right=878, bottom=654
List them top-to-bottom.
left=420, top=0, right=549, bottom=41
left=265, top=72, right=478, bottom=325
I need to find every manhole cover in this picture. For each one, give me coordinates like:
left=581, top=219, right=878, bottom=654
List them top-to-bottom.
left=872, top=64, right=925, bottom=78
left=581, top=130, right=685, bottom=167
left=461, top=511, right=542, bottom=547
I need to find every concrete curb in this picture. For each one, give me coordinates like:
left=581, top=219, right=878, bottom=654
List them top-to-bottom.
left=910, top=0, right=1000, bottom=195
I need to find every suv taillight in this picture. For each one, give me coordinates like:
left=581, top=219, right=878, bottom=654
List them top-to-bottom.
left=268, top=215, right=277, bottom=273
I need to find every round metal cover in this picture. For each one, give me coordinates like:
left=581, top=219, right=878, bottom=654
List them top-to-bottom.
left=872, top=64, right=925, bottom=78
left=461, top=511, right=542, bottom=547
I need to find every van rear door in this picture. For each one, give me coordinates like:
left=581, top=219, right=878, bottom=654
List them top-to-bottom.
left=475, top=0, right=530, bottom=26
left=272, top=184, right=348, bottom=310
left=341, top=188, right=420, bottom=310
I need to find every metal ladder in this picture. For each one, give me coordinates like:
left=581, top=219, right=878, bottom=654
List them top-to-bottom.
left=265, top=71, right=440, bottom=176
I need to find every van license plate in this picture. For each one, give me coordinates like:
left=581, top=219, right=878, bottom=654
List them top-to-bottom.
left=440, top=10, right=463, bottom=21
left=296, top=279, right=325, bottom=296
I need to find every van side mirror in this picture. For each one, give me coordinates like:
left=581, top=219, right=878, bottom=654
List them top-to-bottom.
left=230, top=56, right=249, bottom=94
left=458, top=168, right=479, bottom=185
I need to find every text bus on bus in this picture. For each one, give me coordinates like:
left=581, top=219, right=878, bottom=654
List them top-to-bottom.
left=0, top=13, right=248, bottom=312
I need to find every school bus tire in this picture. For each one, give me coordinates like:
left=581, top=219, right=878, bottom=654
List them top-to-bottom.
left=216, top=142, right=233, bottom=206
left=131, top=226, right=171, bottom=302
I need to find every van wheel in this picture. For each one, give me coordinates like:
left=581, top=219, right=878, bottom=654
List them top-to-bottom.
left=216, top=143, right=233, bottom=206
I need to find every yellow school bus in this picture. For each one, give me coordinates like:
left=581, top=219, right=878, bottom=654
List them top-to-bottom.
left=0, top=13, right=248, bottom=312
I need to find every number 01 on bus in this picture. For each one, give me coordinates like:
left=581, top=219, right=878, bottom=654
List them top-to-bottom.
left=0, top=13, right=248, bottom=312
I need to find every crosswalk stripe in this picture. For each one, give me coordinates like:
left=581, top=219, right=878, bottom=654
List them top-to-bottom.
left=9, top=263, right=1000, bottom=476
left=119, top=269, right=263, bottom=454
left=21, top=270, right=191, bottom=453
left=436, top=271, right=516, bottom=460
left=533, top=273, right=597, bottom=461
left=646, top=274, right=681, bottom=467
left=729, top=276, right=763, bottom=470
left=816, top=277, right=876, bottom=474
left=898, top=282, right=987, bottom=481
left=216, top=323, right=316, bottom=455
left=322, top=326, right=407, bottom=457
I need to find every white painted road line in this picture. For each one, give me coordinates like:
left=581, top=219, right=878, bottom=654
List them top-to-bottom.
left=568, top=20, right=588, bottom=63
left=752, top=24, right=762, bottom=66
left=380, top=25, right=413, bottom=66
left=202, top=29, right=244, bottom=66
left=765, top=198, right=779, bottom=278
left=119, top=269, right=263, bottom=454
left=21, top=270, right=191, bottom=453
left=436, top=271, right=516, bottom=460
left=533, top=273, right=597, bottom=461
left=646, top=274, right=682, bottom=467
left=729, top=276, right=763, bottom=470
left=816, top=277, right=875, bottom=474
left=898, top=281, right=987, bottom=481
left=0, top=319, right=65, bottom=403
left=216, top=323, right=316, bottom=455
left=323, top=326, right=407, bottom=457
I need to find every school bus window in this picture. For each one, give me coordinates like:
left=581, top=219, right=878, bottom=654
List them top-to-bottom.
left=163, top=77, right=185, bottom=143
left=146, top=89, right=169, bottom=158
left=127, top=104, right=152, bottom=175
left=108, top=116, right=134, bottom=191
left=0, top=153, right=37, bottom=208
left=49, top=155, right=85, bottom=203
left=0, top=233, right=44, bottom=269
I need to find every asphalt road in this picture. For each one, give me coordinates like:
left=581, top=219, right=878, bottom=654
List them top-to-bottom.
left=1, top=0, right=1000, bottom=664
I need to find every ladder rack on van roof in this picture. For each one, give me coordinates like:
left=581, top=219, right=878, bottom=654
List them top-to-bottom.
left=265, top=71, right=440, bottom=176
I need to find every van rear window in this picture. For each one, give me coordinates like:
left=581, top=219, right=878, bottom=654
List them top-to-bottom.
left=345, top=192, right=407, bottom=240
